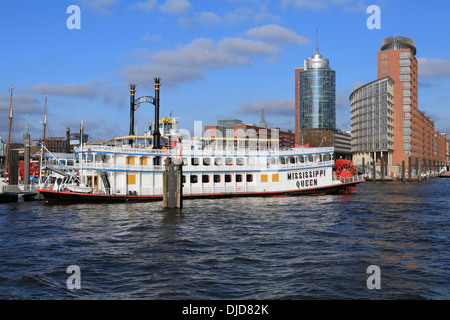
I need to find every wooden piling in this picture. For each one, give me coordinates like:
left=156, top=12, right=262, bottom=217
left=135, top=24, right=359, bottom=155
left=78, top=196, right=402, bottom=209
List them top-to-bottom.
left=408, top=156, right=412, bottom=182
left=163, top=158, right=183, bottom=209
left=402, top=161, right=405, bottom=182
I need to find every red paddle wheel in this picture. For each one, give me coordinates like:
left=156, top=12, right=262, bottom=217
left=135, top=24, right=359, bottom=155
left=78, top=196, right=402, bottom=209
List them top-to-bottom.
left=334, top=159, right=359, bottom=194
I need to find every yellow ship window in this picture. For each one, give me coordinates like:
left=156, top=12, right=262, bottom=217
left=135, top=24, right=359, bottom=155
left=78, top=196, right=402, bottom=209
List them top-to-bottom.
left=126, top=156, right=135, bottom=165
left=140, top=157, right=148, bottom=165
left=261, top=174, right=268, bottom=183
left=272, top=174, right=279, bottom=182
left=127, top=175, right=136, bottom=185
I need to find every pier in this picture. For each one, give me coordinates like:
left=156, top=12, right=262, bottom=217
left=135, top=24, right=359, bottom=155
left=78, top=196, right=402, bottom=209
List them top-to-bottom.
left=358, top=156, right=446, bottom=183
left=0, top=185, right=40, bottom=203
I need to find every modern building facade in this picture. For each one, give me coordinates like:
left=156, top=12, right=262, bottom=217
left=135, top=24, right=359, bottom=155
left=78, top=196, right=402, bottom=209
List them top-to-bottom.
left=350, top=36, right=447, bottom=173
left=295, top=44, right=336, bottom=145
left=350, top=76, right=395, bottom=166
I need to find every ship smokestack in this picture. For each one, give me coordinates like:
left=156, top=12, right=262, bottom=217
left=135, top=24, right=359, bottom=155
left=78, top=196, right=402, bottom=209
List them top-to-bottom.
left=153, top=78, right=161, bottom=149
left=129, top=84, right=136, bottom=145
left=66, top=127, right=70, bottom=153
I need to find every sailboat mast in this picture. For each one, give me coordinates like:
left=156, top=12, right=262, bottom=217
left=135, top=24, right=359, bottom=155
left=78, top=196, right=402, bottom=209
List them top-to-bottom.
left=5, top=86, right=13, bottom=173
left=43, top=95, right=47, bottom=144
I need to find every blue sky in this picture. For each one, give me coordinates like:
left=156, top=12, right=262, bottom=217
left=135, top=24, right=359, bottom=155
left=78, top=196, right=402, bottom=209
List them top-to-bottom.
left=1, top=0, right=450, bottom=143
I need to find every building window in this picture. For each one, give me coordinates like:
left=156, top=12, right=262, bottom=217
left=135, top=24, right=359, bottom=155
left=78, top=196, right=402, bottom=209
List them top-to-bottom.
left=399, top=52, right=411, bottom=59
left=400, top=59, right=411, bottom=66
left=400, top=67, right=411, bottom=74
left=399, top=75, right=411, bottom=82
left=403, top=82, right=411, bottom=89
left=403, top=90, right=411, bottom=97
left=403, top=98, right=411, bottom=104
left=403, top=105, right=411, bottom=112
left=403, top=113, right=411, bottom=119
left=403, top=121, right=411, bottom=127
left=403, top=128, right=411, bottom=134
left=404, top=136, right=411, bottom=142
left=404, top=151, right=411, bottom=156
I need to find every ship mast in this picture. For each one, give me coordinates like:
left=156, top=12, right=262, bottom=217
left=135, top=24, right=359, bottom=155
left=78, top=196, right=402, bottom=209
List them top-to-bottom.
left=5, top=86, right=13, bottom=174
left=42, top=95, right=47, bottom=144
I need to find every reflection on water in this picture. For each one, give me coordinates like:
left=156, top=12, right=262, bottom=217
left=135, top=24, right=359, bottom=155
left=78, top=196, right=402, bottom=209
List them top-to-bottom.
left=0, top=179, right=449, bottom=299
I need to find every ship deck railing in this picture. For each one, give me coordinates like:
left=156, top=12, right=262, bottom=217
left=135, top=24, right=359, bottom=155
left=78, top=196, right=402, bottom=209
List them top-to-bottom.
left=76, top=145, right=334, bottom=156
left=73, top=160, right=336, bottom=173
left=337, top=175, right=366, bottom=184
left=1, top=184, right=38, bottom=194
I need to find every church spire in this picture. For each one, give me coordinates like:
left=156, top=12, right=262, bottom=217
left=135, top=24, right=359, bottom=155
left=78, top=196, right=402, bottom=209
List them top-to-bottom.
left=259, top=108, right=267, bottom=128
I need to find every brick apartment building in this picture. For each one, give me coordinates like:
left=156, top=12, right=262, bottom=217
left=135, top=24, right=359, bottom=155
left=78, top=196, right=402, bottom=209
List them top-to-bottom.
left=350, top=36, right=446, bottom=173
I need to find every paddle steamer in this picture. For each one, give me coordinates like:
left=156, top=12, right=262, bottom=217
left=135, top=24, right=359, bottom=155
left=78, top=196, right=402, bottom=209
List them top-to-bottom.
left=38, top=79, right=364, bottom=203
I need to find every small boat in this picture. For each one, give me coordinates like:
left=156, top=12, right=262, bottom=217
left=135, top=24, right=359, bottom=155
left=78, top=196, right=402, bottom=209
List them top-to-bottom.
left=438, top=171, right=450, bottom=178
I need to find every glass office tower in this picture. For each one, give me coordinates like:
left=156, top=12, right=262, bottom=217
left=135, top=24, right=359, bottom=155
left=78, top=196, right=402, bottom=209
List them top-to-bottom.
left=297, top=49, right=336, bottom=130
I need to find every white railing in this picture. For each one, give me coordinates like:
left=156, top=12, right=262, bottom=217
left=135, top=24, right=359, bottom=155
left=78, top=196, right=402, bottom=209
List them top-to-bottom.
left=73, top=159, right=335, bottom=174
left=338, top=175, right=366, bottom=184
left=1, top=184, right=38, bottom=193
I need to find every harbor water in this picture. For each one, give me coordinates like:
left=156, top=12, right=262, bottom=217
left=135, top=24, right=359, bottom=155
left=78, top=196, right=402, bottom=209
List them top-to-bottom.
left=0, top=178, right=449, bottom=300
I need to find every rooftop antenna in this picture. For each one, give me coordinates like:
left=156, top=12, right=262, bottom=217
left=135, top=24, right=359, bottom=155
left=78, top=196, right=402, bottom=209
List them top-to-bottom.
left=315, top=27, right=319, bottom=55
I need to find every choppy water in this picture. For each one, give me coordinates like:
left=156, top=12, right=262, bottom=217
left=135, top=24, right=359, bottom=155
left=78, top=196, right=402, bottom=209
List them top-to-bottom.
left=0, top=179, right=449, bottom=300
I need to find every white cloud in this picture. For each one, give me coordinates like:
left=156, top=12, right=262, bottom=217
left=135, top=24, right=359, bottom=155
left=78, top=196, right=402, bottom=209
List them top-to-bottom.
left=79, top=0, right=118, bottom=15
left=128, top=0, right=158, bottom=12
left=159, top=0, right=193, bottom=15
left=282, top=0, right=366, bottom=11
left=282, top=0, right=328, bottom=10
left=224, top=4, right=281, bottom=25
left=179, top=11, right=222, bottom=27
left=247, top=24, right=310, bottom=45
left=140, top=33, right=162, bottom=42
left=121, top=37, right=279, bottom=87
left=418, top=58, right=450, bottom=78
left=26, top=79, right=107, bottom=99
left=237, top=98, right=294, bottom=117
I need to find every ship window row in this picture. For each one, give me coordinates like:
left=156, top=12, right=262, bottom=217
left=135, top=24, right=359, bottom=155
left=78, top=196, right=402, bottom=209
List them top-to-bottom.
left=183, top=155, right=331, bottom=167
left=186, top=157, right=248, bottom=166
left=47, top=159, right=75, bottom=166
left=183, top=174, right=254, bottom=184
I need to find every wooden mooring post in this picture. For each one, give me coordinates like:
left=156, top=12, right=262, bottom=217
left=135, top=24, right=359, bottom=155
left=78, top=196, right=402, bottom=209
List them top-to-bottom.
left=408, top=156, right=412, bottom=182
left=163, top=157, right=183, bottom=209
left=402, top=161, right=405, bottom=182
